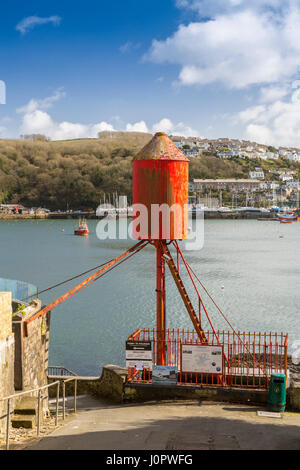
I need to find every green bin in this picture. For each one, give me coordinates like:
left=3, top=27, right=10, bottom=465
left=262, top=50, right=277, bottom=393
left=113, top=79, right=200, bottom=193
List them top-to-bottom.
left=268, top=373, right=286, bottom=412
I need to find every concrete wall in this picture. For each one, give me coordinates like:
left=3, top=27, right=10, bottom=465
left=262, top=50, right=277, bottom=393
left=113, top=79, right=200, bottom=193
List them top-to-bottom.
left=0, top=292, right=15, bottom=437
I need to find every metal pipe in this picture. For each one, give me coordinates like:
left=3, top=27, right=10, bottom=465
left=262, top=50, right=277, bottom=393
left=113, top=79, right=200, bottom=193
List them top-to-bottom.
left=156, top=241, right=166, bottom=365
left=0, top=380, right=60, bottom=402
left=74, top=380, right=77, bottom=413
left=0, top=381, right=60, bottom=451
left=63, top=381, right=66, bottom=420
left=55, top=382, right=59, bottom=426
left=37, top=390, right=41, bottom=436
left=6, top=399, right=11, bottom=451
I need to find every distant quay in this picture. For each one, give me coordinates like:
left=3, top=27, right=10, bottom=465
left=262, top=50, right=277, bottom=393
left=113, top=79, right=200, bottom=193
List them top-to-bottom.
left=0, top=210, right=278, bottom=220
left=0, top=212, right=49, bottom=220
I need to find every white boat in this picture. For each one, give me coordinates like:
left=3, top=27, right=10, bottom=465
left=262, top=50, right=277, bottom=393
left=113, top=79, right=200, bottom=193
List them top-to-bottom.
left=189, top=204, right=206, bottom=213
left=217, top=206, right=232, bottom=213
left=235, top=207, right=262, bottom=213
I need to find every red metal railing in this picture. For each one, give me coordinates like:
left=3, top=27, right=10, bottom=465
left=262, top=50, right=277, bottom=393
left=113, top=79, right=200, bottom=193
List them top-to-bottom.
left=127, top=329, right=288, bottom=389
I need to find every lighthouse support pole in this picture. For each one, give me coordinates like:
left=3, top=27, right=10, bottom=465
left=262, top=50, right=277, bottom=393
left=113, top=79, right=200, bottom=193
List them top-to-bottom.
left=156, top=241, right=166, bottom=365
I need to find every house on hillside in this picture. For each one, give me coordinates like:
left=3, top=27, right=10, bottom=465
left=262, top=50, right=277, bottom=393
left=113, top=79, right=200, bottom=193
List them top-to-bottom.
left=286, top=152, right=300, bottom=162
left=249, top=168, right=265, bottom=180
left=279, top=174, right=294, bottom=182
left=285, top=181, right=300, bottom=190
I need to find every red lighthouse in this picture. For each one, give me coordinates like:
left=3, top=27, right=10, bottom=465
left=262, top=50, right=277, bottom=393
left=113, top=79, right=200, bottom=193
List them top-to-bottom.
left=132, top=133, right=204, bottom=365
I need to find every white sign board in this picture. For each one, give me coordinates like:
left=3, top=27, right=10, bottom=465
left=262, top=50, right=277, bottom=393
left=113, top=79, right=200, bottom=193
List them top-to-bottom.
left=126, top=341, right=152, bottom=369
left=181, top=344, right=223, bottom=374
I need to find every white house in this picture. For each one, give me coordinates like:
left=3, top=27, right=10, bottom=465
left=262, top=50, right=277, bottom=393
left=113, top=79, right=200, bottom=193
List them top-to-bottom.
left=196, top=142, right=210, bottom=150
left=286, top=152, right=300, bottom=162
left=249, top=168, right=265, bottom=180
left=279, top=174, right=294, bottom=182
left=285, top=181, right=299, bottom=190
left=260, top=182, right=280, bottom=190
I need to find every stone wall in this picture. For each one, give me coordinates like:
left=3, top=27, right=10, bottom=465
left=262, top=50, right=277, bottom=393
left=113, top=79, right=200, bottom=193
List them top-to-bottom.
left=0, top=292, right=15, bottom=437
left=0, top=292, right=13, bottom=341
left=20, top=303, right=51, bottom=391
left=88, top=364, right=300, bottom=411
left=89, top=365, right=127, bottom=403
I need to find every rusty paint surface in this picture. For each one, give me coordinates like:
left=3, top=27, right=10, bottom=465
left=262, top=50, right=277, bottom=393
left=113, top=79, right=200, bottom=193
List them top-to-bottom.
left=134, top=132, right=189, bottom=162
left=132, top=133, right=189, bottom=240
left=133, top=160, right=188, bottom=240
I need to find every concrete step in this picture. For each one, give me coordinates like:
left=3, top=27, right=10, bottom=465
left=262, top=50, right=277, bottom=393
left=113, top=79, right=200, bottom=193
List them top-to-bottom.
left=11, top=396, right=39, bottom=429
left=14, top=397, right=38, bottom=416
left=11, top=414, right=36, bottom=429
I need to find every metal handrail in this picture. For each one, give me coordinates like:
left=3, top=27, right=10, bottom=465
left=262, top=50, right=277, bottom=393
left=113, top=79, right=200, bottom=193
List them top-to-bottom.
left=48, top=366, right=77, bottom=377
left=1, top=373, right=100, bottom=450
left=49, top=375, right=99, bottom=420
left=0, top=381, right=60, bottom=451
left=0, top=381, right=60, bottom=402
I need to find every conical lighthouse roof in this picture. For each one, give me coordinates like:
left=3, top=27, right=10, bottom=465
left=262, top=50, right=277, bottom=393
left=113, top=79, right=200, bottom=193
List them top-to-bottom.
left=133, top=132, right=189, bottom=161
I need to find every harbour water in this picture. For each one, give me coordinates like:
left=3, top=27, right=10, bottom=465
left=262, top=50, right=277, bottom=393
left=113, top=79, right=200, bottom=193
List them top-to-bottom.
left=0, top=218, right=299, bottom=376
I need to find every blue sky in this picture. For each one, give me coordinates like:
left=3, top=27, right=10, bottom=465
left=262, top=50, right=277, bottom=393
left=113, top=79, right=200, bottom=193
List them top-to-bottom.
left=1, top=0, right=300, bottom=146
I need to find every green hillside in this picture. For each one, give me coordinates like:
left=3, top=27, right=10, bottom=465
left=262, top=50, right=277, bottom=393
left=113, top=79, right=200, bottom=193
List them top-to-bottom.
left=0, top=132, right=299, bottom=210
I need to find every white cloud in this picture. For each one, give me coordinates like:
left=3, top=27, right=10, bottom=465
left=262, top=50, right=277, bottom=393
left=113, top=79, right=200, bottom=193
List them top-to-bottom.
left=176, top=0, right=287, bottom=17
left=147, top=1, right=300, bottom=89
left=16, top=15, right=61, bottom=35
left=119, top=41, right=141, bottom=54
left=236, top=86, right=300, bottom=146
left=259, top=86, right=289, bottom=103
left=16, top=89, right=66, bottom=114
left=16, top=90, right=111, bottom=140
left=17, top=92, right=199, bottom=139
left=17, top=92, right=115, bottom=139
left=237, top=106, right=266, bottom=124
left=18, top=108, right=199, bottom=140
left=19, top=109, right=116, bottom=140
left=21, top=110, right=54, bottom=134
left=124, top=118, right=200, bottom=136
left=152, top=118, right=201, bottom=137
left=152, top=118, right=174, bottom=134
left=126, top=121, right=149, bottom=133
left=90, top=122, right=115, bottom=134
left=244, top=124, right=274, bottom=145
left=0, top=126, right=6, bottom=136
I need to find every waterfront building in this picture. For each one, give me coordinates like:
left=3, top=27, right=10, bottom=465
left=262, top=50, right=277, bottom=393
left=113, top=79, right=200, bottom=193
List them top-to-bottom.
left=193, top=179, right=260, bottom=192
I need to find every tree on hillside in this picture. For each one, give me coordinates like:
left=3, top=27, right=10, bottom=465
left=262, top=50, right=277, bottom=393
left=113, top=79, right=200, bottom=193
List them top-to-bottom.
left=20, top=134, right=50, bottom=142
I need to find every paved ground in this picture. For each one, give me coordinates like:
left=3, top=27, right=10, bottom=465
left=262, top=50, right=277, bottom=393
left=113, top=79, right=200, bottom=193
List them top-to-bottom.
left=23, top=396, right=300, bottom=450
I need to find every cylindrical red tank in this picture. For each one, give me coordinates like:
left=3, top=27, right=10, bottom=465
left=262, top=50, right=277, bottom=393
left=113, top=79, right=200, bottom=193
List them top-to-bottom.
left=132, top=132, right=189, bottom=240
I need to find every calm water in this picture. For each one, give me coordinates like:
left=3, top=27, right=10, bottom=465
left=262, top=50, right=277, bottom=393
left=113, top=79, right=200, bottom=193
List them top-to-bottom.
left=0, top=218, right=299, bottom=375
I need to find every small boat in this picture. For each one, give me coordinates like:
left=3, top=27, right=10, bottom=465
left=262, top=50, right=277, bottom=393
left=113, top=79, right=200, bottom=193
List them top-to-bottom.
left=217, top=206, right=232, bottom=213
left=277, top=212, right=297, bottom=223
left=74, top=218, right=89, bottom=236
left=279, top=219, right=293, bottom=224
